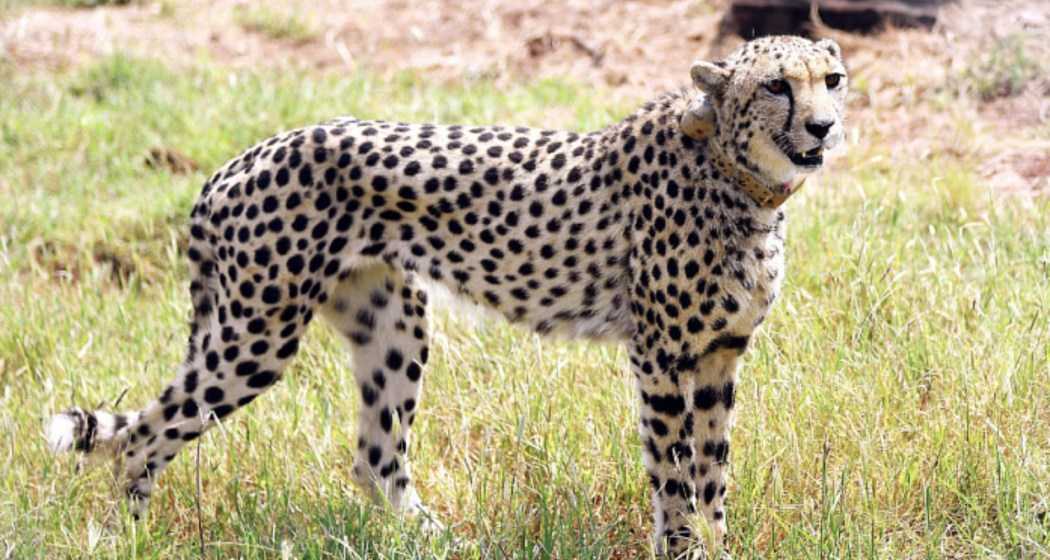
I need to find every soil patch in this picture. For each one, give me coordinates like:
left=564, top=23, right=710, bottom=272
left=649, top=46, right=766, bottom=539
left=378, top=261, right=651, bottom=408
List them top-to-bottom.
left=3, top=0, right=1047, bottom=194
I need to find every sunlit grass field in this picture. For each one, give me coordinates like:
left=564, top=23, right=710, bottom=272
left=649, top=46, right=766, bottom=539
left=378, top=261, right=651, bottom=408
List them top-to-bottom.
left=1, top=54, right=1048, bottom=559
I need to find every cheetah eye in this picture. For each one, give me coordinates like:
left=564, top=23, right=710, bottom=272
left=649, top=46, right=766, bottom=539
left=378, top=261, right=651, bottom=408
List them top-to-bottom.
left=825, top=73, right=844, bottom=89
left=764, top=79, right=789, bottom=95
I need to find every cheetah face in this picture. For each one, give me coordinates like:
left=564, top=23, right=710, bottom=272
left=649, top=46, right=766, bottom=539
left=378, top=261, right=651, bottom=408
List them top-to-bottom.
left=691, top=36, right=848, bottom=186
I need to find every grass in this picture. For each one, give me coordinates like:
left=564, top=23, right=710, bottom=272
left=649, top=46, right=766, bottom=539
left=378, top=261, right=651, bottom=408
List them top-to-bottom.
left=0, top=0, right=128, bottom=11
left=233, top=5, right=319, bottom=44
left=961, top=33, right=1044, bottom=101
left=1, top=53, right=1049, bottom=559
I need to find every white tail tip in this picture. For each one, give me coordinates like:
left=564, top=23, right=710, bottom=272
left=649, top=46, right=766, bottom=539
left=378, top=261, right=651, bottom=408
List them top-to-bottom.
left=46, top=413, right=78, bottom=453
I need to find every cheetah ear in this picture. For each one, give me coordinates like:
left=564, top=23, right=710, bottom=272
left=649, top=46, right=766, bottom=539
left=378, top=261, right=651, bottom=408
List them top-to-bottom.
left=816, top=38, right=842, bottom=60
left=690, top=60, right=730, bottom=97
left=680, top=96, right=716, bottom=141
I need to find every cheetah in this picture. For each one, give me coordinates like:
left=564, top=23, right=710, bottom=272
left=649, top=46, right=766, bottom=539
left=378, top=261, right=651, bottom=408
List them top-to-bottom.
left=46, top=35, right=847, bottom=556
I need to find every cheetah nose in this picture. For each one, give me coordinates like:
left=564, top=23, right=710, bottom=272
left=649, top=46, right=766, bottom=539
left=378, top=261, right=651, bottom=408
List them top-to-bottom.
left=805, top=120, right=833, bottom=140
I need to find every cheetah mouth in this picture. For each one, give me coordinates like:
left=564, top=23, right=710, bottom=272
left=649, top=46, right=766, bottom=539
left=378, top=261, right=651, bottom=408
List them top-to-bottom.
left=787, top=147, right=824, bottom=168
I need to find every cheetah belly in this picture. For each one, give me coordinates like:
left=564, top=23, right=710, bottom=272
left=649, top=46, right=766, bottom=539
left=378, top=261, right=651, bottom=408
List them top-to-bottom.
left=376, top=189, right=637, bottom=342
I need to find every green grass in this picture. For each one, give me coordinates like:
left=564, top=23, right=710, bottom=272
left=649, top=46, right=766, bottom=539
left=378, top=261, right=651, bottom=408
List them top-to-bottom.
left=233, top=5, right=319, bottom=43
left=961, top=33, right=1044, bottom=101
left=1, top=55, right=1048, bottom=559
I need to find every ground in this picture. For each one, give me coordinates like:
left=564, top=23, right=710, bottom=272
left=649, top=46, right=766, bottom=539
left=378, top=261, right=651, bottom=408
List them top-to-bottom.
left=0, top=0, right=1048, bottom=558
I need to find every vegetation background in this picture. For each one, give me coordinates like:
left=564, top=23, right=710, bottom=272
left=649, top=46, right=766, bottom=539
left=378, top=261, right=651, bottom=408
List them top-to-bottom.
left=0, top=0, right=1048, bottom=557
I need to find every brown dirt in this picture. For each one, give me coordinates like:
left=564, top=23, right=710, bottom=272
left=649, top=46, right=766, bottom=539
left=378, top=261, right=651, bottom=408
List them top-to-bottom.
left=0, top=0, right=724, bottom=91
left=2, top=0, right=1048, bottom=194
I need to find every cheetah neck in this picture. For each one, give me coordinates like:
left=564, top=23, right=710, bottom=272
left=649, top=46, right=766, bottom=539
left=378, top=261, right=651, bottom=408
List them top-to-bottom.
left=709, top=149, right=807, bottom=209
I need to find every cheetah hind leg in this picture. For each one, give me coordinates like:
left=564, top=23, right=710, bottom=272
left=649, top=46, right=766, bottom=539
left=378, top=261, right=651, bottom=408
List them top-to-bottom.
left=46, top=238, right=316, bottom=519
left=319, top=265, right=441, bottom=531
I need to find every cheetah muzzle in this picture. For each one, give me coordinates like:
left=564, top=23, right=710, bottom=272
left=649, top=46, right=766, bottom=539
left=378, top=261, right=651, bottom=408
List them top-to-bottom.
left=46, top=35, right=847, bottom=557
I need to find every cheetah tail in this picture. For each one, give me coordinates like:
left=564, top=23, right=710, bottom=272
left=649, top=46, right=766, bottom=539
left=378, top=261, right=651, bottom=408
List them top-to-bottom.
left=45, top=407, right=139, bottom=455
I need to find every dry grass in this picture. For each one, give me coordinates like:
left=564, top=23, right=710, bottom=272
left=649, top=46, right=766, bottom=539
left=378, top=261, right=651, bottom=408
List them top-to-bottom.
left=233, top=4, right=318, bottom=44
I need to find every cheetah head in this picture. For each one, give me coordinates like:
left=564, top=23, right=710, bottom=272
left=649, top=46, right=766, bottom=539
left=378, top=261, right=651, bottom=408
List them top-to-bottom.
left=685, top=36, right=847, bottom=194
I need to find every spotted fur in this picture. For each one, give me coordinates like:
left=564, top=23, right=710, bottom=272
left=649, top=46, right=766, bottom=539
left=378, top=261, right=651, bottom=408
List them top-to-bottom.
left=46, top=35, right=847, bottom=557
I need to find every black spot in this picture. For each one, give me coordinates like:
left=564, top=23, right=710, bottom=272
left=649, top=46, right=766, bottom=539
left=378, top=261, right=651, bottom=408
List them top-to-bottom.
left=298, top=165, right=313, bottom=186
left=254, top=247, right=272, bottom=266
left=287, top=255, right=305, bottom=274
left=723, top=295, right=740, bottom=313
left=247, top=317, right=267, bottom=334
left=702, top=334, right=749, bottom=356
left=276, top=338, right=299, bottom=360
left=386, top=349, right=404, bottom=370
left=205, top=351, right=219, bottom=372
left=235, top=360, right=259, bottom=376
left=406, top=362, right=422, bottom=381
left=247, top=370, right=276, bottom=388
left=183, top=371, right=199, bottom=393
left=722, top=382, right=735, bottom=409
left=361, top=383, right=378, bottom=406
left=204, top=386, right=224, bottom=404
left=694, top=386, right=719, bottom=410
left=647, top=393, right=686, bottom=416
left=380, top=408, right=393, bottom=432
left=650, top=418, right=668, bottom=436
left=646, top=437, right=662, bottom=462
left=702, top=440, right=729, bottom=464
left=380, top=458, right=400, bottom=477
left=703, top=481, right=717, bottom=504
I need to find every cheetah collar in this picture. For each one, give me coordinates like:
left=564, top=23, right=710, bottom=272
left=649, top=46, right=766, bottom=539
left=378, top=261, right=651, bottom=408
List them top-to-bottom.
left=711, top=153, right=807, bottom=210
left=739, top=171, right=807, bottom=209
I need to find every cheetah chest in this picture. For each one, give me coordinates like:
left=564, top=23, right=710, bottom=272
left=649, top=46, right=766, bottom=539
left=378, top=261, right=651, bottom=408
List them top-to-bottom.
left=684, top=215, right=786, bottom=343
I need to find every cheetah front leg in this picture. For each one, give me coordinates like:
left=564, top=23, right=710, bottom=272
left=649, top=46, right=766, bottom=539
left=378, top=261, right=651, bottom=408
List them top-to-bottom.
left=633, top=334, right=744, bottom=558
left=630, top=339, right=702, bottom=557
left=686, top=345, right=744, bottom=556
